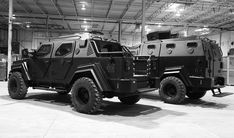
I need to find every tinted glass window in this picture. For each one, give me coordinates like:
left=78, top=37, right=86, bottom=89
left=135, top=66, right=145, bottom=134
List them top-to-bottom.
left=79, top=40, right=87, bottom=48
left=93, top=40, right=122, bottom=52
left=187, top=42, right=198, bottom=48
left=55, top=43, right=73, bottom=56
left=166, top=43, right=175, bottom=48
left=37, top=44, right=52, bottom=57
left=147, top=45, right=156, bottom=49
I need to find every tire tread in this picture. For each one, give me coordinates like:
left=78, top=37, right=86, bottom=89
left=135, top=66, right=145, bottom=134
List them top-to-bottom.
left=71, top=77, right=102, bottom=114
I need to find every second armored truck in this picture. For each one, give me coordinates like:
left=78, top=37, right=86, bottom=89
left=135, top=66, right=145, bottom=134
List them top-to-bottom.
left=139, top=33, right=225, bottom=104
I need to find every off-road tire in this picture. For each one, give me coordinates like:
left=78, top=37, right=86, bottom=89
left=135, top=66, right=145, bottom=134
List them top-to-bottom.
left=8, top=72, right=28, bottom=99
left=159, top=76, right=186, bottom=104
left=71, top=77, right=102, bottom=114
left=186, top=90, right=206, bottom=99
left=118, top=95, right=141, bottom=105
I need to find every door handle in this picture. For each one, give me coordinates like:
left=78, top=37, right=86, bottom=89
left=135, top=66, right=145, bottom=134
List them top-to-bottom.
left=45, top=60, right=49, bottom=63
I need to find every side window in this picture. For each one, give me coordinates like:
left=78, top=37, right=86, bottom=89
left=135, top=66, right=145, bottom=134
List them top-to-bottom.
left=79, top=40, right=87, bottom=48
left=187, top=42, right=198, bottom=48
left=55, top=43, right=73, bottom=56
left=166, top=43, right=176, bottom=49
left=166, top=43, right=175, bottom=55
left=37, top=44, right=52, bottom=57
left=147, top=45, right=156, bottom=49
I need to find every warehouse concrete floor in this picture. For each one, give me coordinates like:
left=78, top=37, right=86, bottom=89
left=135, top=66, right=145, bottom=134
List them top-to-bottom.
left=0, top=82, right=234, bottom=138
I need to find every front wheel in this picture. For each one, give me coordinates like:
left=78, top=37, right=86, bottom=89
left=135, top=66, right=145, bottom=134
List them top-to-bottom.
left=8, top=72, right=28, bottom=99
left=159, top=76, right=186, bottom=104
left=71, top=77, right=102, bottom=114
left=186, top=90, right=206, bottom=99
left=118, top=95, right=141, bottom=105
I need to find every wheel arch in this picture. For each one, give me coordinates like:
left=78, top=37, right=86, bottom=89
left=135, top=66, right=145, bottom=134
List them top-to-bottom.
left=10, top=63, right=31, bottom=83
left=69, top=64, right=112, bottom=92
left=160, top=66, right=192, bottom=87
left=70, top=70, right=102, bottom=90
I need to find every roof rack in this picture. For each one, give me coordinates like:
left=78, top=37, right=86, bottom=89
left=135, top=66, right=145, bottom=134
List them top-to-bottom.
left=49, top=34, right=82, bottom=41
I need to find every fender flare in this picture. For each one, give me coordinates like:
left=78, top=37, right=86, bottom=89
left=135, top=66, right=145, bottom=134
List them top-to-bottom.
left=10, top=62, right=31, bottom=81
left=70, top=63, right=112, bottom=92
left=160, top=66, right=192, bottom=87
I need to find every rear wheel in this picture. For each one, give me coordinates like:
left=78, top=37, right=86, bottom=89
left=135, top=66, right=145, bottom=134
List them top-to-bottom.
left=8, top=72, right=28, bottom=99
left=159, top=76, right=186, bottom=104
left=71, top=77, right=102, bottom=114
left=186, top=90, right=206, bottom=99
left=118, top=95, right=141, bottom=105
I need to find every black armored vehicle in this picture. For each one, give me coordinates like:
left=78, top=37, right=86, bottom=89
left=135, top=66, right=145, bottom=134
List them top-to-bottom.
left=139, top=31, right=225, bottom=104
left=8, top=34, right=156, bottom=114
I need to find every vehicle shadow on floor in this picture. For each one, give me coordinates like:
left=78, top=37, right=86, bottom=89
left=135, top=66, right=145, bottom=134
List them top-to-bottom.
left=0, top=92, right=186, bottom=129
left=141, top=92, right=229, bottom=109
left=183, top=99, right=228, bottom=109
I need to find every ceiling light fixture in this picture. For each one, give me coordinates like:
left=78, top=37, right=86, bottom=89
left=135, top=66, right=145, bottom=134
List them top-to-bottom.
left=166, top=3, right=181, bottom=12
left=81, top=4, right=86, bottom=10
left=179, top=8, right=185, bottom=12
left=175, top=12, right=181, bottom=17
left=12, top=14, right=16, bottom=20
left=83, top=19, right=87, bottom=23
left=13, top=22, right=22, bottom=25
left=157, top=23, right=162, bottom=28
left=26, top=24, right=30, bottom=28
left=81, top=24, right=90, bottom=31
left=145, top=25, right=152, bottom=34
left=195, top=27, right=209, bottom=32
left=183, top=30, right=188, bottom=37
left=201, top=31, right=210, bottom=35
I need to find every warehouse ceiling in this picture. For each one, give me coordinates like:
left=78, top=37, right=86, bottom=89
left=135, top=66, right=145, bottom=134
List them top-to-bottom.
left=0, top=0, right=234, bottom=36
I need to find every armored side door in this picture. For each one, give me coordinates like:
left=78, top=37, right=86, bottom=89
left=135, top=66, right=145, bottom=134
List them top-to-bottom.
left=50, top=41, right=75, bottom=83
left=27, top=43, right=53, bottom=83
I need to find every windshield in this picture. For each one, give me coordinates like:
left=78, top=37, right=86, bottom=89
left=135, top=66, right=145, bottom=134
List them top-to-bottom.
left=93, top=40, right=123, bottom=53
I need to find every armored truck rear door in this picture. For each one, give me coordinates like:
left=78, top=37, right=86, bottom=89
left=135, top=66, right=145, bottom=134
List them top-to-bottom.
left=202, top=40, right=217, bottom=77
left=50, top=41, right=75, bottom=82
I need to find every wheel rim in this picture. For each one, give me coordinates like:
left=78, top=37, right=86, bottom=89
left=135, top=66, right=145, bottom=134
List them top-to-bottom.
left=9, top=78, right=18, bottom=93
left=163, top=83, right=177, bottom=97
left=76, top=87, right=90, bottom=105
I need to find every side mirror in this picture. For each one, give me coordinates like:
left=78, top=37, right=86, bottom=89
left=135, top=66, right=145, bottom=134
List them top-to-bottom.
left=21, top=49, right=29, bottom=58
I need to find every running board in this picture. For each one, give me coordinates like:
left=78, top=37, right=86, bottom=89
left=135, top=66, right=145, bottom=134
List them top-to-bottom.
left=33, top=87, right=65, bottom=92
left=137, top=88, right=157, bottom=93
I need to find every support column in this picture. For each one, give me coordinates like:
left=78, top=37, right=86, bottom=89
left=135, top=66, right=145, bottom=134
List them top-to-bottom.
left=7, top=0, right=13, bottom=80
left=141, top=0, right=146, bottom=43
left=46, top=15, right=49, bottom=38
left=118, top=20, right=122, bottom=43
left=219, top=30, right=222, bottom=47
left=227, top=56, right=230, bottom=85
